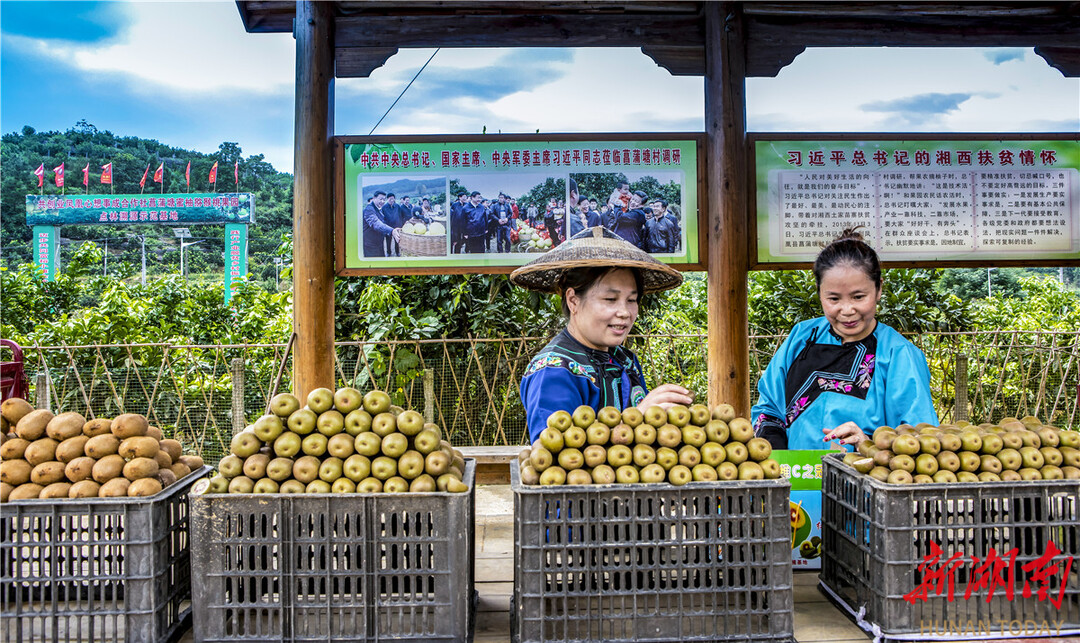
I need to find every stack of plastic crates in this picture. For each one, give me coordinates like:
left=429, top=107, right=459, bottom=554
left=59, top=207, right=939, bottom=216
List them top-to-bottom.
left=820, top=452, right=1080, bottom=642
left=189, top=460, right=476, bottom=642
left=511, top=465, right=794, bottom=642
left=1, top=466, right=211, bottom=642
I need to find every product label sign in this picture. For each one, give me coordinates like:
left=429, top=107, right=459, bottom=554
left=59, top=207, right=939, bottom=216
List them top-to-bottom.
left=773, top=450, right=832, bottom=569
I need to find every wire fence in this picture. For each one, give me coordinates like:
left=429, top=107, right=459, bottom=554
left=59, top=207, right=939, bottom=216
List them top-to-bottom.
left=17, top=331, right=1079, bottom=467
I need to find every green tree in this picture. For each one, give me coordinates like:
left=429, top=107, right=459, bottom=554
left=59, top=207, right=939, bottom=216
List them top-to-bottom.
left=518, top=177, right=566, bottom=210
left=938, top=267, right=1024, bottom=301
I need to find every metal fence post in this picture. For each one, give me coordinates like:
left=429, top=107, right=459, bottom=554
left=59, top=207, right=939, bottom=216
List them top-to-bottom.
left=954, top=353, right=969, bottom=422
left=231, top=358, right=245, bottom=434
left=423, top=368, right=435, bottom=424
left=35, top=373, right=49, bottom=411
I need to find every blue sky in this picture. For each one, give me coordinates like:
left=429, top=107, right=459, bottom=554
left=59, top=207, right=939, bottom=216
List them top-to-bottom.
left=2, top=1, right=1077, bottom=173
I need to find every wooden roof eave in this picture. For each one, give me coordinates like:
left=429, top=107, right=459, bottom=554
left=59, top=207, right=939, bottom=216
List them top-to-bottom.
left=236, top=1, right=1080, bottom=77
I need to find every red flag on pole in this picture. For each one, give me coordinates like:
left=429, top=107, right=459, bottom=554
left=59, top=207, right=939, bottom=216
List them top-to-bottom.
left=234, top=160, right=239, bottom=187
left=185, top=161, right=191, bottom=188
left=208, top=161, right=218, bottom=184
left=53, top=163, right=65, bottom=188
left=82, top=163, right=90, bottom=187
left=101, top=163, right=113, bottom=184
left=139, top=163, right=150, bottom=189
left=153, top=163, right=164, bottom=183
left=34, top=164, right=45, bottom=187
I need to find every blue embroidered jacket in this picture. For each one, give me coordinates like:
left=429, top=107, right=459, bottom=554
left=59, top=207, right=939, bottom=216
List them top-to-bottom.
left=751, top=317, right=937, bottom=450
left=520, top=330, right=647, bottom=442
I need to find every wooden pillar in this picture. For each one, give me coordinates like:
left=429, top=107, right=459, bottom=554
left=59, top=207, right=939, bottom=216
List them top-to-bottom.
left=293, top=1, right=336, bottom=400
left=704, top=3, right=750, bottom=414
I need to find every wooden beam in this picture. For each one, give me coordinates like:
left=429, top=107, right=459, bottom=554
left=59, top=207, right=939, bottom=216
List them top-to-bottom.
left=293, top=1, right=336, bottom=400
left=705, top=3, right=750, bottom=414
left=333, top=13, right=704, bottom=48
left=642, top=43, right=806, bottom=77
left=1035, top=46, right=1080, bottom=76
left=335, top=47, right=399, bottom=78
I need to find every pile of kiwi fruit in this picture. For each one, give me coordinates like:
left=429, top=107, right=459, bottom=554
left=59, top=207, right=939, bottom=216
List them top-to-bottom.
left=201, top=387, right=469, bottom=494
left=0, top=397, right=204, bottom=501
left=518, top=403, right=782, bottom=486
left=843, top=417, right=1080, bottom=484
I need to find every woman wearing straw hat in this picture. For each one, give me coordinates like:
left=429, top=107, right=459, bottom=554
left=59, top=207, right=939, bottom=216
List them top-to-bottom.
left=511, top=227, right=694, bottom=443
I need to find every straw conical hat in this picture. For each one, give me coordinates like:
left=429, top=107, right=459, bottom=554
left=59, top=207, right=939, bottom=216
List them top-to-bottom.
left=509, top=226, right=683, bottom=294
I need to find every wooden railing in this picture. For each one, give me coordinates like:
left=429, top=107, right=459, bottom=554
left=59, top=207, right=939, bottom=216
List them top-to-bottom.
left=17, top=331, right=1079, bottom=466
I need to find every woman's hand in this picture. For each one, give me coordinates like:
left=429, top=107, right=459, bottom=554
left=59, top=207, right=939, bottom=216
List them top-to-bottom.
left=636, top=384, right=694, bottom=412
left=822, top=421, right=868, bottom=446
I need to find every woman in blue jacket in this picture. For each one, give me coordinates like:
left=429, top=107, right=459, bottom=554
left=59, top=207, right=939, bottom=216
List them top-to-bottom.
left=511, top=227, right=693, bottom=442
left=751, top=228, right=937, bottom=450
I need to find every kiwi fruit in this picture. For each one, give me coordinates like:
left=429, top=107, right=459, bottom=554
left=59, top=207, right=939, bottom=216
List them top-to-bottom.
left=1, top=398, right=35, bottom=425
left=15, top=409, right=53, bottom=440
left=46, top=412, right=86, bottom=441
left=111, top=414, right=149, bottom=439
left=82, top=418, right=113, bottom=437
left=146, top=426, right=164, bottom=441
left=85, top=434, right=121, bottom=459
left=55, top=436, right=89, bottom=463
left=119, top=436, right=160, bottom=460
left=0, top=437, right=30, bottom=460
left=23, top=438, right=59, bottom=466
left=158, top=439, right=183, bottom=463
left=153, top=450, right=173, bottom=471
left=92, top=454, right=127, bottom=483
left=243, top=454, right=270, bottom=479
left=178, top=455, right=204, bottom=471
left=65, top=456, right=97, bottom=483
left=123, top=457, right=159, bottom=481
left=1, top=459, right=33, bottom=486
left=31, top=461, right=66, bottom=486
left=170, top=462, right=192, bottom=480
left=155, top=469, right=177, bottom=488
left=228, top=475, right=255, bottom=494
left=98, top=477, right=131, bottom=497
left=279, top=479, right=305, bottom=493
left=69, top=480, right=101, bottom=498
left=0, top=481, right=12, bottom=502
left=9, top=482, right=45, bottom=500
left=40, top=482, right=73, bottom=499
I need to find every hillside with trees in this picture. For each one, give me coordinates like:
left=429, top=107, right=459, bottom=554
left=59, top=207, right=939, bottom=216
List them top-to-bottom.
left=1, top=121, right=293, bottom=290
left=2, top=123, right=1078, bottom=350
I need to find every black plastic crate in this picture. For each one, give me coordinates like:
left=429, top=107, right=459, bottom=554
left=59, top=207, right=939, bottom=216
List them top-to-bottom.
left=820, top=452, right=1080, bottom=642
left=189, top=460, right=476, bottom=643
left=0, top=466, right=212, bottom=643
left=510, top=466, right=794, bottom=643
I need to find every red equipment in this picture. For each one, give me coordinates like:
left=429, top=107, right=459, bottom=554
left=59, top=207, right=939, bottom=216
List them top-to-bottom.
left=1, top=339, right=30, bottom=402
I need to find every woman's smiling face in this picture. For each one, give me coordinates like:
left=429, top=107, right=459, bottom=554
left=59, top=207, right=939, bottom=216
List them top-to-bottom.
left=819, top=264, right=881, bottom=343
left=565, top=268, right=639, bottom=350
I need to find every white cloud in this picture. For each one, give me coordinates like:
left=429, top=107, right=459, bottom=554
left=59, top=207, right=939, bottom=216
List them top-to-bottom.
left=16, top=1, right=294, bottom=94
left=747, top=48, right=1079, bottom=132
left=486, top=49, right=704, bottom=132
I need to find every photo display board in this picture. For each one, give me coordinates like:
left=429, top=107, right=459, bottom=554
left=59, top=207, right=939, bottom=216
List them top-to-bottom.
left=336, top=135, right=704, bottom=275
left=750, top=135, right=1080, bottom=267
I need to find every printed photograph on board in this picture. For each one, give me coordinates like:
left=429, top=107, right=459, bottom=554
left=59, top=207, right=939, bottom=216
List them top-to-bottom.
left=569, top=171, right=684, bottom=254
left=448, top=174, right=565, bottom=255
left=359, top=175, right=448, bottom=258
